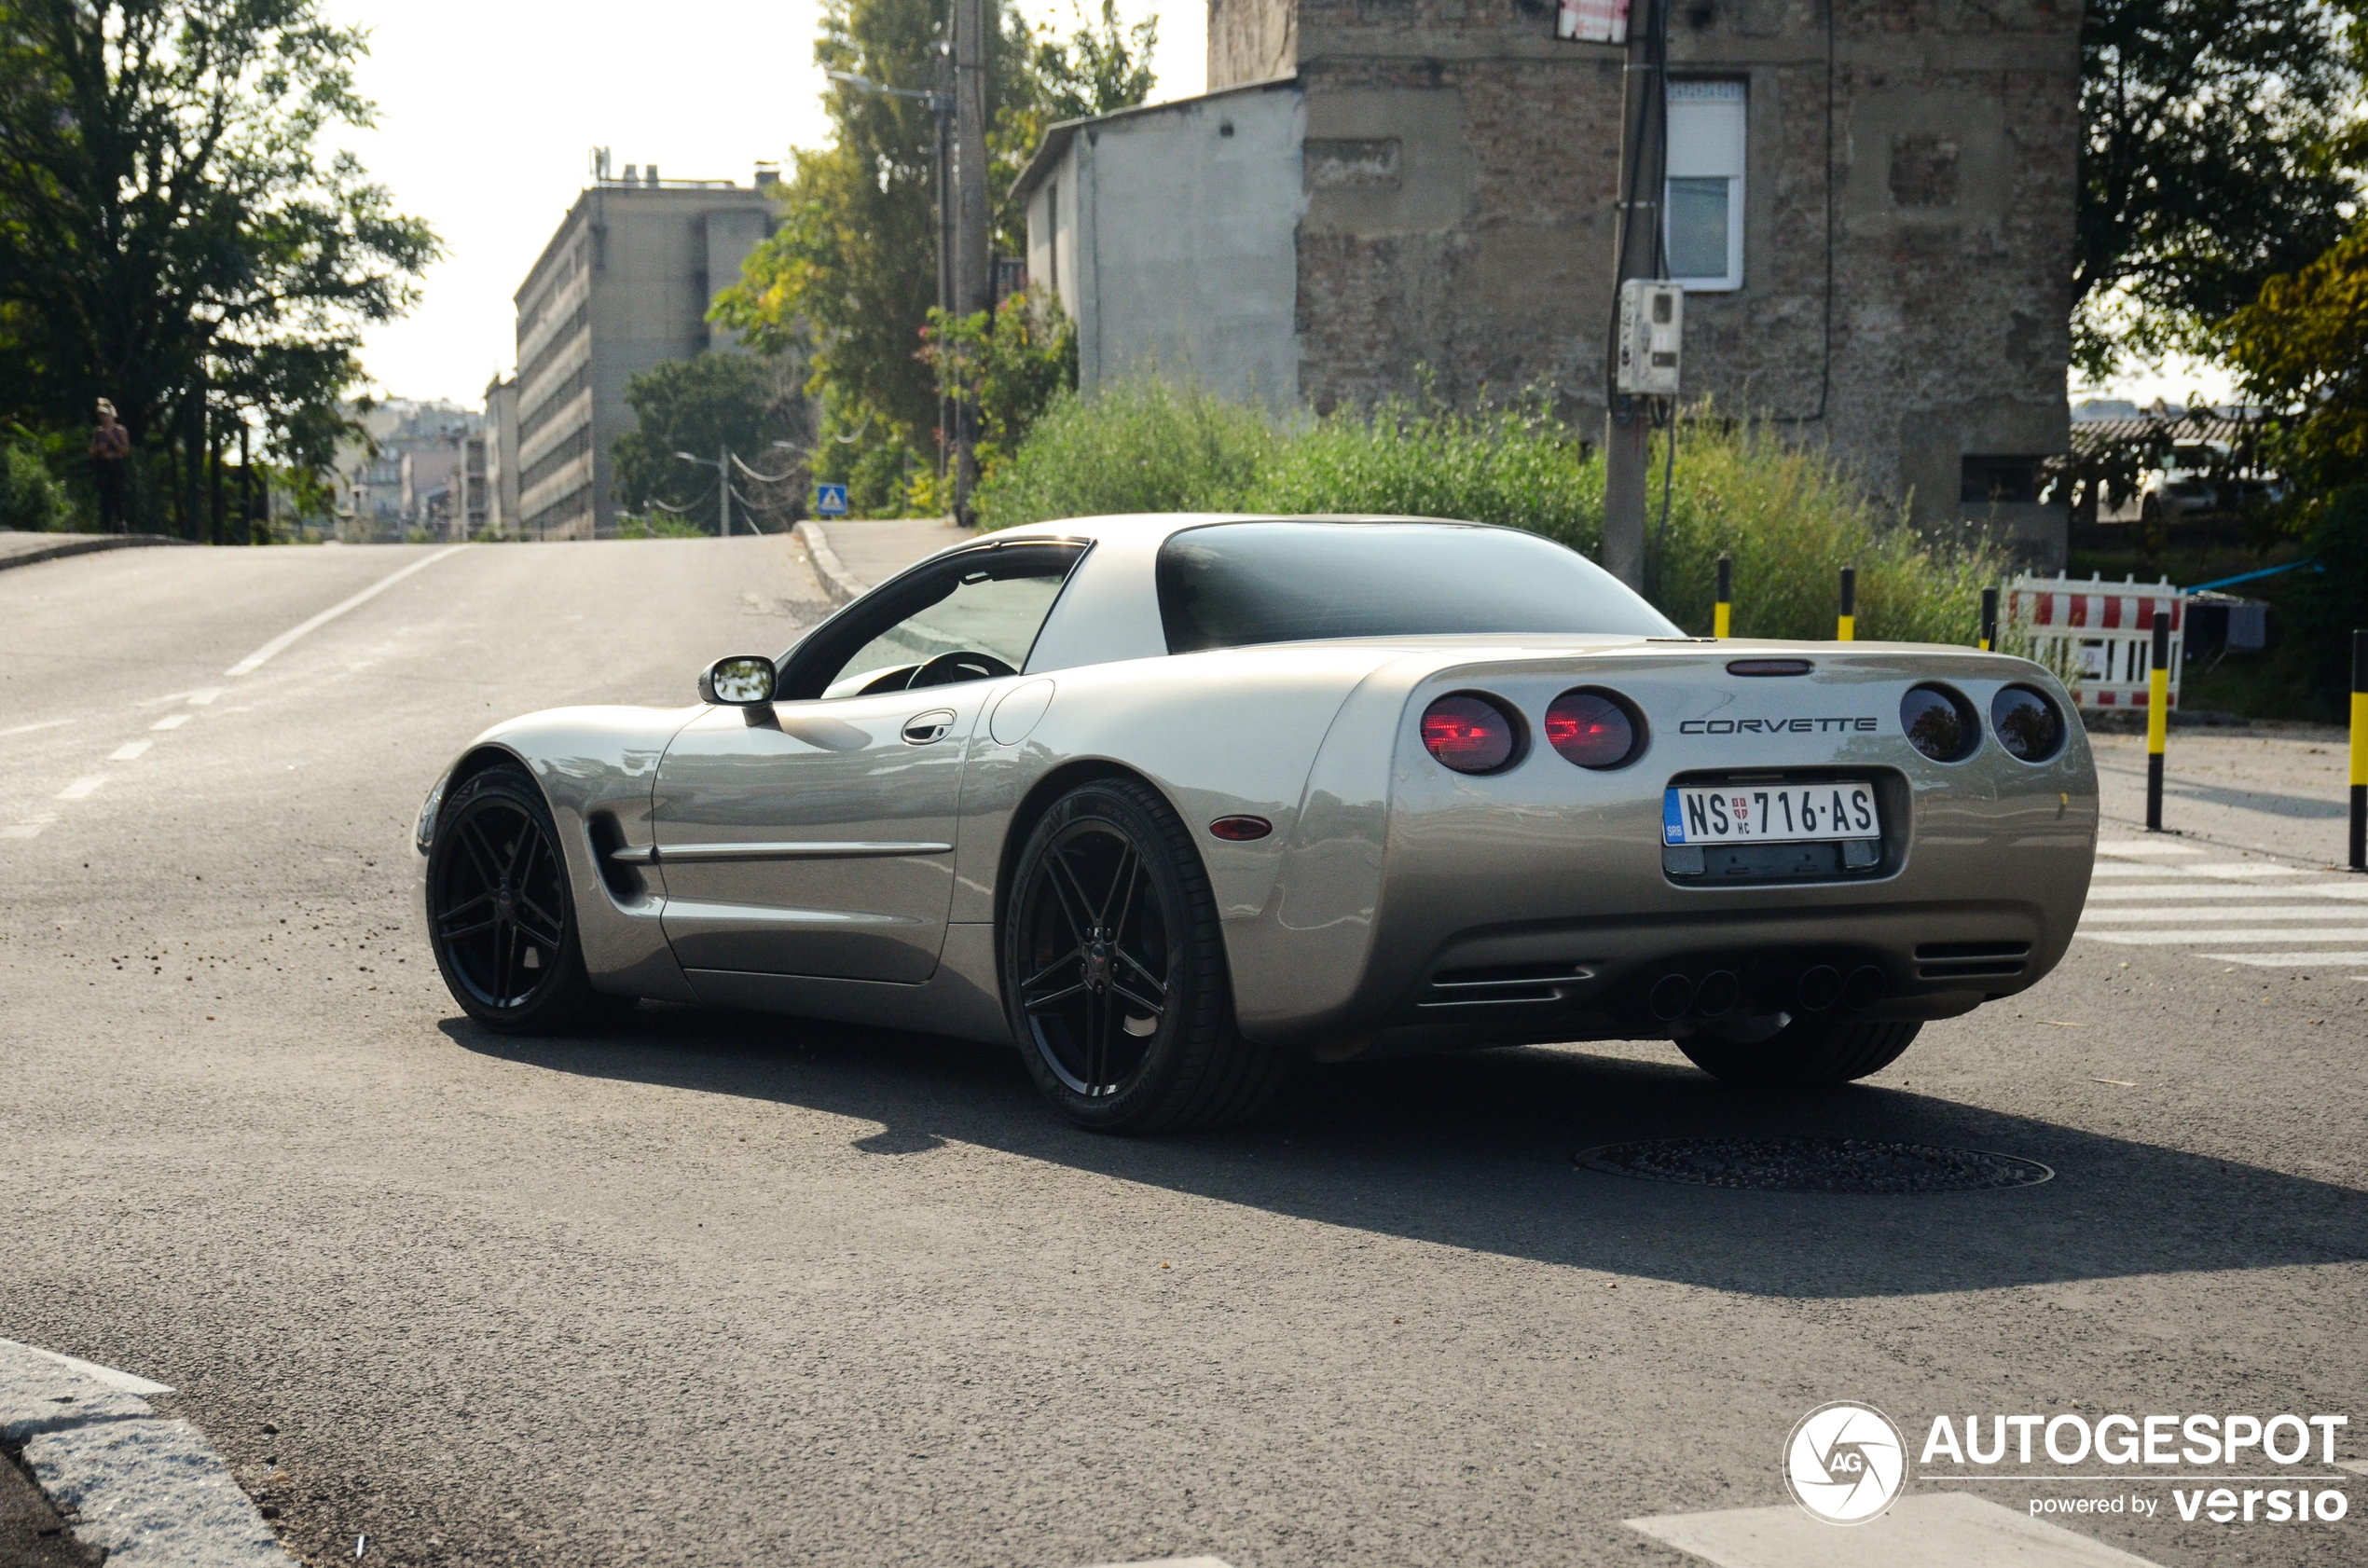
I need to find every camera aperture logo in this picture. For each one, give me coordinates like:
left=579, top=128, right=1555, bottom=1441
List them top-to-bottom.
left=1784, top=1401, right=1908, bottom=1525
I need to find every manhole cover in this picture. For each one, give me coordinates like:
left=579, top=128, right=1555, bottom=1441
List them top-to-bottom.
left=1576, top=1136, right=2052, bottom=1193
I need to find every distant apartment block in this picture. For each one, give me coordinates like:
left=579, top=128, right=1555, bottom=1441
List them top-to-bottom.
left=510, top=162, right=779, bottom=538
left=483, top=373, right=520, bottom=535
left=334, top=400, right=480, bottom=542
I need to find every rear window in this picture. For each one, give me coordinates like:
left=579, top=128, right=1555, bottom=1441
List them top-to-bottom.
left=1155, top=521, right=1678, bottom=653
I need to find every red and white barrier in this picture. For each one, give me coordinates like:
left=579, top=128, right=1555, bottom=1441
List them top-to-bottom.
left=2005, top=574, right=2184, bottom=710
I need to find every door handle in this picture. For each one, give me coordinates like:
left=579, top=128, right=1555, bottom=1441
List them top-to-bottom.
left=902, top=708, right=957, bottom=745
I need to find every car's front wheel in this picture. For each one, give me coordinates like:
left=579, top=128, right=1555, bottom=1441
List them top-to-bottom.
left=424, top=763, right=626, bottom=1034
left=1002, top=777, right=1286, bottom=1133
left=1673, top=1014, right=1920, bottom=1089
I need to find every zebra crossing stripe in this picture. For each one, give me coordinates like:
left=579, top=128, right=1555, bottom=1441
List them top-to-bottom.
left=2079, top=928, right=2368, bottom=945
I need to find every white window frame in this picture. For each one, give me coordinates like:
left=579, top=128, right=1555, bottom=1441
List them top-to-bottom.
left=1665, top=80, right=1746, bottom=292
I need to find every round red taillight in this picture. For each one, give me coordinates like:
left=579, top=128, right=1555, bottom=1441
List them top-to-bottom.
left=1544, top=689, right=1641, bottom=769
left=1421, top=695, right=1520, bottom=775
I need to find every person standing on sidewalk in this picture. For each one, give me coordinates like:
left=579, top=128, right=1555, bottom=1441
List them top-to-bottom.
left=89, top=399, right=131, bottom=532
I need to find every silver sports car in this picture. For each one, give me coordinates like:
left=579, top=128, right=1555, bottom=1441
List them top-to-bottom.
left=416, top=515, right=2097, bottom=1132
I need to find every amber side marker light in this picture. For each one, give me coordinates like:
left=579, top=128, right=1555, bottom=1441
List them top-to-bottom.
left=1208, top=816, right=1273, bottom=841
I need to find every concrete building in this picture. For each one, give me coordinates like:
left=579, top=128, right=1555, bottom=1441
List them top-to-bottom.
left=1016, top=0, right=2079, bottom=564
left=509, top=166, right=778, bottom=538
left=483, top=374, right=520, bottom=536
left=332, top=400, right=478, bottom=542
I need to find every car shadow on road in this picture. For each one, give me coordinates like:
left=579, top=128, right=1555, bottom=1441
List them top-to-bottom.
left=442, top=1008, right=2368, bottom=1300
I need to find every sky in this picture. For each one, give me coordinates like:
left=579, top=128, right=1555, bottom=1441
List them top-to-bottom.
left=334, top=0, right=1203, bottom=406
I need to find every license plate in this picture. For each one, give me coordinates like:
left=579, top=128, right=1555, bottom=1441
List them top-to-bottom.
left=1664, top=781, right=1880, bottom=846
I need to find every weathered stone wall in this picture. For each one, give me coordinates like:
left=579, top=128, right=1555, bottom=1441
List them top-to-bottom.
left=1208, top=0, right=1300, bottom=91
left=1289, top=0, right=2079, bottom=552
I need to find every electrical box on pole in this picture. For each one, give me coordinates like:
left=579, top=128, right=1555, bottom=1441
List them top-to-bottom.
left=1616, top=280, right=1684, bottom=397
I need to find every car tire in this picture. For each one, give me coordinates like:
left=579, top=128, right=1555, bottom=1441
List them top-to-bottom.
left=424, top=764, right=632, bottom=1035
left=1003, top=777, right=1286, bottom=1134
left=1673, top=1015, right=1921, bottom=1089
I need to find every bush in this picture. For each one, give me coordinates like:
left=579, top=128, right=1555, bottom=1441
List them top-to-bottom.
left=972, top=378, right=1274, bottom=524
left=975, top=378, right=2008, bottom=646
left=0, top=431, right=75, bottom=531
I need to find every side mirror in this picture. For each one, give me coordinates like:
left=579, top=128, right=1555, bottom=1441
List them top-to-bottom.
left=699, top=655, right=777, bottom=706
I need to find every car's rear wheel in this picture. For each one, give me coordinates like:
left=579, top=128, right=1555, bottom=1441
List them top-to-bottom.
left=425, top=764, right=627, bottom=1034
left=1003, top=777, right=1286, bottom=1133
left=1673, top=1014, right=1920, bottom=1089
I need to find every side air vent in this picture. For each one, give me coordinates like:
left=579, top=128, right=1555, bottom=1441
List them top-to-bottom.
left=585, top=812, right=649, bottom=903
left=1914, top=941, right=2031, bottom=981
left=1419, top=963, right=1593, bottom=1009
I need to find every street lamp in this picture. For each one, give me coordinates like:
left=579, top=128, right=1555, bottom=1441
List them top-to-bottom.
left=825, top=57, right=960, bottom=509
left=674, top=449, right=731, bottom=536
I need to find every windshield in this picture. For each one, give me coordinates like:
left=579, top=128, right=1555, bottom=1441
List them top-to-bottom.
left=1155, top=521, right=1679, bottom=654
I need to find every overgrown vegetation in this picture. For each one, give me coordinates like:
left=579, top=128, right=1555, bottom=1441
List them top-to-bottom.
left=612, top=351, right=812, bottom=531
left=977, top=382, right=2009, bottom=643
left=0, top=424, right=72, bottom=530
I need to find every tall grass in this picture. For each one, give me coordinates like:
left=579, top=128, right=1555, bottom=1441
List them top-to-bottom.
left=975, top=379, right=2008, bottom=645
left=1640, top=414, right=2008, bottom=643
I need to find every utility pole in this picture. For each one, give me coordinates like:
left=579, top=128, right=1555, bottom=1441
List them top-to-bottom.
left=951, top=0, right=991, bottom=525
left=1601, top=0, right=1668, bottom=591
left=720, top=444, right=732, bottom=537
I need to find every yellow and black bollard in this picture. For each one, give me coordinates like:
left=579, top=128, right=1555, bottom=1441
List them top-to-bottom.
left=1714, top=554, right=1733, bottom=638
left=1838, top=566, right=1856, bottom=641
left=1978, top=586, right=1999, bottom=652
left=2145, top=614, right=2170, bottom=832
left=2349, top=627, right=2365, bottom=872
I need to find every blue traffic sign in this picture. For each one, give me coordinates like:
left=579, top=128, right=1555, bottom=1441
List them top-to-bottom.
left=815, top=483, right=849, bottom=517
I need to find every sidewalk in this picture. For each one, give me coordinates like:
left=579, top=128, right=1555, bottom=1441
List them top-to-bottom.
left=814, top=517, right=971, bottom=591
left=0, top=530, right=188, bottom=572
left=2087, top=722, right=2357, bottom=869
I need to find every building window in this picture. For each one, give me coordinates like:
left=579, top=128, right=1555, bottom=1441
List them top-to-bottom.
left=1666, top=80, right=1745, bottom=291
left=1961, top=455, right=2044, bottom=505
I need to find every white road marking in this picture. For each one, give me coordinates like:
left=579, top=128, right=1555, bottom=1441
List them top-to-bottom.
left=224, top=546, right=465, bottom=676
left=186, top=686, right=223, bottom=705
left=150, top=712, right=191, bottom=731
left=0, top=716, right=75, bottom=737
left=108, top=739, right=153, bottom=762
left=56, top=775, right=106, bottom=800
left=2, top=824, right=43, bottom=839
left=2097, top=842, right=2203, bottom=857
left=2089, top=862, right=2311, bottom=878
left=2082, top=882, right=2360, bottom=901
left=2080, top=905, right=2368, bottom=923
left=2080, top=927, right=2368, bottom=945
left=2205, top=951, right=2368, bottom=967
left=0, top=1336, right=174, bottom=1396
left=1628, top=1492, right=2163, bottom=1567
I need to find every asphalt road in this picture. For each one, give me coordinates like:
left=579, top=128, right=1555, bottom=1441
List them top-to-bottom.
left=3, top=540, right=2363, bottom=1568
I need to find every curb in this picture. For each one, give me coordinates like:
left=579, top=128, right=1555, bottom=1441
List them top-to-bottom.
left=792, top=520, right=869, bottom=605
left=0, top=533, right=193, bottom=573
left=0, top=1339, right=293, bottom=1567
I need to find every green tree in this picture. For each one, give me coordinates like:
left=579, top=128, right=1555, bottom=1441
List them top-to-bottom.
left=0, top=0, right=435, bottom=528
left=710, top=0, right=1151, bottom=516
left=2073, top=0, right=2361, bottom=378
left=2224, top=216, right=2368, bottom=503
left=919, top=290, right=1077, bottom=479
left=612, top=351, right=812, bottom=530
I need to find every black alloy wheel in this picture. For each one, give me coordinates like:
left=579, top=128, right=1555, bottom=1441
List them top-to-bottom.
left=424, top=764, right=625, bottom=1033
left=1004, top=777, right=1286, bottom=1133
